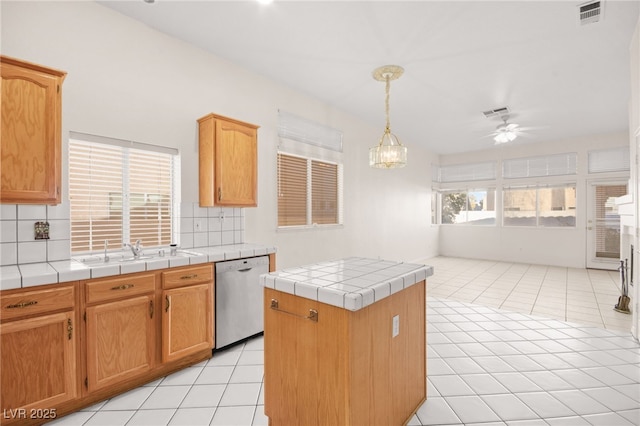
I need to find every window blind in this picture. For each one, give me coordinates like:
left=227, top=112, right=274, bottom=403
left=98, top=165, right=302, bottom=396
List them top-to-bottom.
left=278, top=110, right=343, bottom=152
left=69, top=136, right=178, bottom=253
left=588, top=147, right=630, bottom=173
left=277, top=153, right=342, bottom=227
left=503, top=153, right=577, bottom=179
left=277, top=154, right=308, bottom=226
left=311, top=160, right=339, bottom=224
left=436, top=162, right=496, bottom=183
left=594, top=184, right=627, bottom=258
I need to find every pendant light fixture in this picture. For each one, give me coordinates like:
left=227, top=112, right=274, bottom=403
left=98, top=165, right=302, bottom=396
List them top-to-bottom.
left=369, top=65, right=407, bottom=169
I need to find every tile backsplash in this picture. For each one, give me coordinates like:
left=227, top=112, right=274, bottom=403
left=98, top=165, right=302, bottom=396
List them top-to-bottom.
left=0, top=201, right=244, bottom=266
left=179, top=202, right=245, bottom=249
left=0, top=203, right=71, bottom=266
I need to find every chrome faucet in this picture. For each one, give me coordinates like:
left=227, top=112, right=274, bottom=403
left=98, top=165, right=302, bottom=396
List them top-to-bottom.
left=125, top=239, right=143, bottom=258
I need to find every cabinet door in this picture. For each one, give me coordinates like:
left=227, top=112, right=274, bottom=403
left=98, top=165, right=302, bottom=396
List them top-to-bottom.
left=1, top=57, right=65, bottom=204
left=214, top=118, right=258, bottom=206
left=162, top=283, right=213, bottom=363
left=85, top=295, right=155, bottom=393
left=0, top=311, right=76, bottom=411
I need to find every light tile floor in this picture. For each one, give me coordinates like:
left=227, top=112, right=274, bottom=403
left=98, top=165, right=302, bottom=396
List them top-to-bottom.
left=423, top=256, right=633, bottom=332
left=48, top=257, right=640, bottom=426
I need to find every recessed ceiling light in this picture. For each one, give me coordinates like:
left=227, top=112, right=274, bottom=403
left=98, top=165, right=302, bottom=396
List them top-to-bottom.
left=257, top=0, right=274, bottom=4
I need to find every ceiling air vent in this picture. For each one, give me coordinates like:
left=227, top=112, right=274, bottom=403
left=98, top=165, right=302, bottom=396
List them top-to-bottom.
left=579, top=1, right=602, bottom=25
left=482, top=106, right=510, bottom=119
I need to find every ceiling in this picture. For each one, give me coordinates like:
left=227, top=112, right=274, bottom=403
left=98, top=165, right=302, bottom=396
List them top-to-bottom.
left=98, top=0, right=639, bottom=155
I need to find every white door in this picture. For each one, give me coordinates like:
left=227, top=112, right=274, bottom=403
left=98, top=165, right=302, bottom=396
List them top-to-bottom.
left=586, top=182, right=627, bottom=270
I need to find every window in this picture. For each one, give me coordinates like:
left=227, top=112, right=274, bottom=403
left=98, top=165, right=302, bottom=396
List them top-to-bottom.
left=69, top=133, right=179, bottom=253
left=588, top=147, right=630, bottom=173
left=277, top=153, right=342, bottom=227
left=503, top=153, right=577, bottom=179
left=435, top=162, right=496, bottom=183
left=503, top=184, right=576, bottom=227
left=440, top=189, right=496, bottom=225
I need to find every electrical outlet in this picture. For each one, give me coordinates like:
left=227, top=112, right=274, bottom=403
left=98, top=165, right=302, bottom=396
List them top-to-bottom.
left=34, top=221, right=50, bottom=240
left=392, top=315, right=400, bottom=338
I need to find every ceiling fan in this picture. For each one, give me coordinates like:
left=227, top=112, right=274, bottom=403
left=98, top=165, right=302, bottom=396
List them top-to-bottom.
left=482, top=107, right=531, bottom=145
left=492, top=115, right=520, bottom=144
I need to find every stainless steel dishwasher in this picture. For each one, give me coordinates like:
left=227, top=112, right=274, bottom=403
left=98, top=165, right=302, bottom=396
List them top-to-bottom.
left=215, top=255, right=269, bottom=349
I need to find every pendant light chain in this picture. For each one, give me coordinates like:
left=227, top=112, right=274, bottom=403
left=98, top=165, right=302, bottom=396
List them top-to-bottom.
left=385, top=74, right=391, bottom=132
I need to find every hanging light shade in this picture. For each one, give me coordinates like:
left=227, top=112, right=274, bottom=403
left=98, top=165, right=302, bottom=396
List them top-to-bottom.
left=369, top=65, right=407, bottom=169
left=493, top=117, right=519, bottom=144
left=493, top=130, right=517, bottom=144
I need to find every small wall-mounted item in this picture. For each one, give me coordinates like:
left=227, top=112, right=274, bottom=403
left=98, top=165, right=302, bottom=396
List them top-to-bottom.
left=34, top=221, right=50, bottom=240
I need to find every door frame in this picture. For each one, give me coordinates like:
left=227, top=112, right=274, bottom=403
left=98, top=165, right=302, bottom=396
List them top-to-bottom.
left=586, top=180, right=628, bottom=270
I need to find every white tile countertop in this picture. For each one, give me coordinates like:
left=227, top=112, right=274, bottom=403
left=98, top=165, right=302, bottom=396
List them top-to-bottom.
left=0, top=243, right=276, bottom=290
left=260, top=257, right=433, bottom=311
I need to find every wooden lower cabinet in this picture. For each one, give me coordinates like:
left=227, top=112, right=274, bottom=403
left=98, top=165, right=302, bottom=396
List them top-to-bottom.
left=161, top=264, right=214, bottom=363
left=83, top=272, right=157, bottom=394
left=264, top=280, right=426, bottom=426
left=0, top=283, right=78, bottom=425
left=162, top=283, right=213, bottom=363
left=85, top=295, right=155, bottom=393
left=0, top=311, right=77, bottom=413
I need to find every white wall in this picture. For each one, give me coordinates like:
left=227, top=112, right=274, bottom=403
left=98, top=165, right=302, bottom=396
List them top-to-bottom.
left=0, top=1, right=439, bottom=270
left=437, top=133, right=630, bottom=268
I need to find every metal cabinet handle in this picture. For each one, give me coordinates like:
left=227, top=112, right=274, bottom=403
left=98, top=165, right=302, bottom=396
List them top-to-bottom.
left=218, top=187, right=222, bottom=201
left=180, top=274, right=198, bottom=280
left=111, top=284, right=134, bottom=291
left=165, top=295, right=170, bottom=313
left=270, top=299, right=318, bottom=322
left=6, top=300, right=38, bottom=309
left=149, top=300, right=154, bottom=319
left=67, top=318, right=73, bottom=340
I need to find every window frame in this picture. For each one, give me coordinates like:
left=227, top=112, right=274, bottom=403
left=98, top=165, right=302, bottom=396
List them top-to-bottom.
left=68, top=132, right=180, bottom=254
left=277, top=151, right=343, bottom=230
left=502, top=183, right=577, bottom=228
left=438, top=188, right=497, bottom=226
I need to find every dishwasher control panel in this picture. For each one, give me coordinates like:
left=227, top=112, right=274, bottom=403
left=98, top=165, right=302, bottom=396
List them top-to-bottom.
left=215, top=255, right=270, bottom=274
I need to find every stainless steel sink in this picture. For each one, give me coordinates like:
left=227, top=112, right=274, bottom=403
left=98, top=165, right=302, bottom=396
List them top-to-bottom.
left=73, top=249, right=201, bottom=265
left=118, top=255, right=154, bottom=262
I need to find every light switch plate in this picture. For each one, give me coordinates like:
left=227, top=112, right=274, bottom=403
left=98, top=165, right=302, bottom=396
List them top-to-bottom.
left=392, top=315, right=400, bottom=337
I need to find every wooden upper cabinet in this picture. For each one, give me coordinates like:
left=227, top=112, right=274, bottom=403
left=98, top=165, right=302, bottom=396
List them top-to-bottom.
left=0, top=56, right=66, bottom=205
left=198, top=113, right=259, bottom=207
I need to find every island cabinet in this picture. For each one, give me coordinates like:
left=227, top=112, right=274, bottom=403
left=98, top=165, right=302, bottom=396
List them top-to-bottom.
left=0, top=56, right=66, bottom=205
left=198, top=113, right=259, bottom=207
left=262, top=257, right=432, bottom=426
left=161, top=264, right=214, bottom=363
left=84, top=273, right=156, bottom=393
left=0, top=283, right=78, bottom=423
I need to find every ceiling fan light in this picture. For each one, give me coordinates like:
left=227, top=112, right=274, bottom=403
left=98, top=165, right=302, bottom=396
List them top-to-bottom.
left=370, top=130, right=407, bottom=168
left=494, top=130, right=517, bottom=144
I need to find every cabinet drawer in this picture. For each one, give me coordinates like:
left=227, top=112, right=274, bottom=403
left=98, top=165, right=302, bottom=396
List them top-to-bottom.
left=162, top=265, right=213, bottom=289
left=86, top=273, right=156, bottom=304
left=1, top=285, right=74, bottom=321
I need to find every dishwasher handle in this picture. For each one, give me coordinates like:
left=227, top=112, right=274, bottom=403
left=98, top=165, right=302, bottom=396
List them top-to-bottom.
left=237, top=267, right=253, bottom=272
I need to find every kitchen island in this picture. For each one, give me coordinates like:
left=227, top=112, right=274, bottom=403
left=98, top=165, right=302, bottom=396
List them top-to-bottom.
left=260, top=257, right=433, bottom=426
